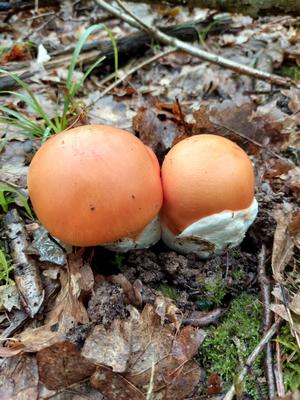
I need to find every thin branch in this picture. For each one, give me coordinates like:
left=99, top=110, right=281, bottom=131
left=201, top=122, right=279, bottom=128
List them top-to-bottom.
left=95, top=0, right=295, bottom=88
left=89, top=47, right=175, bottom=106
left=258, top=245, right=276, bottom=400
left=274, top=301, right=285, bottom=398
left=223, top=318, right=282, bottom=400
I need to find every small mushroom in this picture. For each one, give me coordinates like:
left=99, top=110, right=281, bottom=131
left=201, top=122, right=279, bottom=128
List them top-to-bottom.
left=28, top=125, right=163, bottom=250
left=160, top=134, right=258, bottom=258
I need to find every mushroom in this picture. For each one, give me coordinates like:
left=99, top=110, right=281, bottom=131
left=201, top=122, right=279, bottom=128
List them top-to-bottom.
left=28, top=125, right=163, bottom=250
left=160, top=134, right=258, bottom=258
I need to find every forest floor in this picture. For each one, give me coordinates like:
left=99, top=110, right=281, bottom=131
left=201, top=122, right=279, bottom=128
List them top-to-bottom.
left=0, top=1, right=299, bottom=400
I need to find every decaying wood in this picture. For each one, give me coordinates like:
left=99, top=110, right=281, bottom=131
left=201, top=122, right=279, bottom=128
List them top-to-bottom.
left=0, top=0, right=59, bottom=12
left=96, top=0, right=295, bottom=88
left=121, top=0, right=300, bottom=18
left=0, top=16, right=232, bottom=90
left=3, top=209, right=44, bottom=318
left=258, top=245, right=276, bottom=400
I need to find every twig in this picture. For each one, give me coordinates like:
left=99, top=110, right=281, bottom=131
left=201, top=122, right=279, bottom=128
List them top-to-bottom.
left=95, top=0, right=295, bottom=88
left=89, top=47, right=175, bottom=106
left=212, top=121, right=292, bottom=163
left=3, top=209, right=44, bottom=318
left=258, top=245, right=276, bottom=400
left=274, top=301, right=285, bottom=398
left=223, top=318, right=282, bottom=400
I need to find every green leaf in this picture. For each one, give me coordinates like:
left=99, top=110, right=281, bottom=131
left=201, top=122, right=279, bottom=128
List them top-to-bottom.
left=0, top=184, right=33, bottom=219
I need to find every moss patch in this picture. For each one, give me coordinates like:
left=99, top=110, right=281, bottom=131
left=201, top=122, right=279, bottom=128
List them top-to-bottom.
left=199, top=293, right=264, bottom=398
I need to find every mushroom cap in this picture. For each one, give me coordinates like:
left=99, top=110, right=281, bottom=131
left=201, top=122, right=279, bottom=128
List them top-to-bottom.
left=28, top=125, right=163, bottom=246
left=161, top=134, right=255, bottom=235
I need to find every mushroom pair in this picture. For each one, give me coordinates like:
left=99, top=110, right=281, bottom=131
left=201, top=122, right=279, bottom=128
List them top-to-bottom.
left=28, top=125, right=258, bottom=258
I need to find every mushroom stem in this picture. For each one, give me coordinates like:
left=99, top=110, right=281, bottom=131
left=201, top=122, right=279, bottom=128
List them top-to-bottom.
left=162, top=198, right=258, bottom=258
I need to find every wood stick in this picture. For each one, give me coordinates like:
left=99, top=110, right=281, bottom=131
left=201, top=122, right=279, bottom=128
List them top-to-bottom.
left=95, top=0, right=295, bottom=88
left=119, top=0, right=300, bottom=18
left=223, top=318, right=282, bottom=400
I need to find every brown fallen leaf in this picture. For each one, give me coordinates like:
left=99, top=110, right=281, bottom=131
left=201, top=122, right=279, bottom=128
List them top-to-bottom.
left=0, top=43, right=32, bottom=65
left=132, top=103, right=185, bottom=153
left=271, top=207, right=295, bottom=282
left=3, top=254, right=89, bottom=354
left=289, top=290, right=300, bottom=315
left=84, top=303, right=204, bottom=399
left=270, top=304, right=300, bottom=334
left=82, top=317, right=133, bottom=373
left=172, top=325, right=207, bottom=362
left=37, top=341, right=96, bottom=390
left=0, top=354, right=39, bottom=399
left=91, top=366, right=145, bottom=400
left=207, top=372, right=222, bottom=395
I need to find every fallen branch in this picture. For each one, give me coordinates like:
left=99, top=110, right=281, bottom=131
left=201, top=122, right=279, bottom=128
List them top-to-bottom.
left=0, top=0, right=59, bottom=12
left=95, top=0, right=295, bottom=88
left=119, top=0, right=300, bottom=18
left=0, top=16, right=231, bottom=91
left=90, top=47, right=175, bottom=106
left=3, top=209, right=44, bottom=318
left=258, top=245, right=276, bottom=400
left=223, top=318, right=282, bottom=400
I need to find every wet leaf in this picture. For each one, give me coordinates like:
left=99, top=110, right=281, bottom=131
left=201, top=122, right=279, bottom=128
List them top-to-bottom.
left=132, top=103, right=184, bottom=152
left=271, top=207, right=295, bottom=282
left=4, top=255, right=89, bottom=353
left=0, top=283, right=21, bottom=312
left=82, top=318, right=132, bottom=373
left=37, top=341, right=96, bottom=390
left=0, top=354, right=39, bottom=399
left=91, top=366, right=144, bottom=400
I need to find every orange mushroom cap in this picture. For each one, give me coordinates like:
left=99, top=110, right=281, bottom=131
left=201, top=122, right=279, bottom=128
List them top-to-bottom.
left=28, top=125, right=163, bottom=246
left=161, top=134, right=255, bottom=235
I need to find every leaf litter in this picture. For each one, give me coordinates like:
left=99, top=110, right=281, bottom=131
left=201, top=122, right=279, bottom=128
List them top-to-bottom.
left=0, top=2, right=300, bottom=399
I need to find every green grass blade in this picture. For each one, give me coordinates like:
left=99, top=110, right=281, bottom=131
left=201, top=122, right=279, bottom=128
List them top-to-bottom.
left=66, top=24, right=103, bottom=93
left=104, top=26, right=118, bottom=81
left=77, top=55, right=106, bottom=90
left=0, top=68, right=56, bottom=132
left=0, top=184, right=33, bottom=219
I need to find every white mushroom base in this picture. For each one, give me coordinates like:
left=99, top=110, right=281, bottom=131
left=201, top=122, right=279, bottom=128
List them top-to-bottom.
left=162, top=198, right=258, bottom=258
left=103, top=216, right=161, bottom=252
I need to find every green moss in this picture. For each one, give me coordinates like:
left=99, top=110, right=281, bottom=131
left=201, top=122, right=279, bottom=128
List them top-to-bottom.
left=278, top=65, right=300, bottom=80
left=0, top=248, right=13, bottom=286
left=111, top=253, right=126, bottom=272
left=199, top=274, right=227, bottom=307
left=157, top=284, right=178, bottom=301
left=199, top=293, right=264, bottom=398
left=276, top=324, right=300, bottom=391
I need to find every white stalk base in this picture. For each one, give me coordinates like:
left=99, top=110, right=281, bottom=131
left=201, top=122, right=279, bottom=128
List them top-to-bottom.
left=162, top=198, right=258, bottom=258
left=104, top=216, right=161, bottom=252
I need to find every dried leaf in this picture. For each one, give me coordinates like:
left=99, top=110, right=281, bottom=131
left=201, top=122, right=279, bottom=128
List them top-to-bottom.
left=132, top=105, right=184, bottom=152
left=272, top=208, right=295, bottom=282
left=5, top=255, right=89, bottom=353
left=0, top=283, right=21, bottom=312
left=289, top=291, right=300, bottom=315
left=270, top=304, right=300, bottom=333
left=82, top=319, right=132, bottom=373
left=172, top=325, right=207, bottom=362
left=37, top=341, right=96, bottom=390
left=0, top=354, right=39, bottom=399
left=91, top=366, right=144, bottom=400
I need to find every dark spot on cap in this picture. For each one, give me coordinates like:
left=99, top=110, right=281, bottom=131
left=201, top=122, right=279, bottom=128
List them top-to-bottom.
left=132, top=194, right=135, bottom=199
left=90, top=206, right=95, bottom=211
